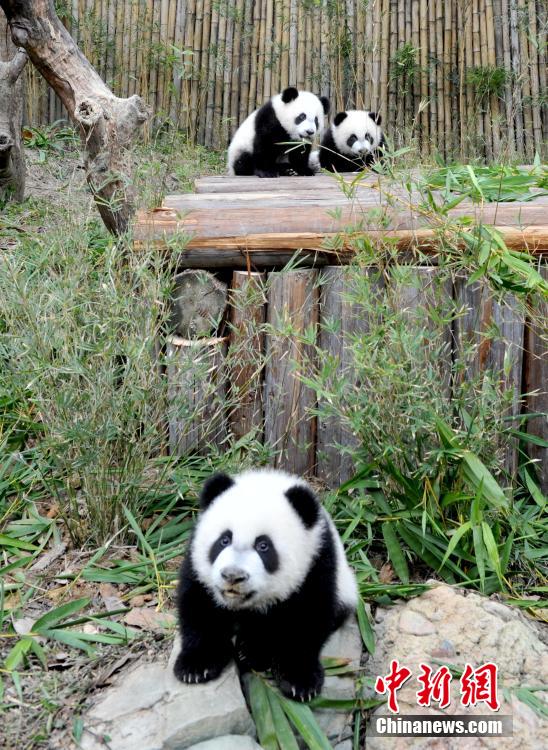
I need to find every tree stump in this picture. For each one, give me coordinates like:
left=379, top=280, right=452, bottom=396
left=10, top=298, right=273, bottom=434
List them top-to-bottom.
left=169, top=270, right=228, bottom=338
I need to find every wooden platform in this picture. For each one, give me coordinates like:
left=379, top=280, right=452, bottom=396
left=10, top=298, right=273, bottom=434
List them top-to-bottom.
left=134, top=174, right=548, bottom=269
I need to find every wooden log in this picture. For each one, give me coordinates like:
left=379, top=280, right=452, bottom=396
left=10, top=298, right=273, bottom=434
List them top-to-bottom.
left=0, top=0, right=148, bottom=234
left=389, top=265, right=453, bottom=396
left=316, top=266, right=384, bottom=487
left=523, top=266, right=547, bottom=493
left=169, top=269, right=227, bottom=338
left=264, top=269, right=318, bottom=475
left=228, top=271, right=266, bottom=441
left=454, top=278, right=525, bottom=478
left=167, top=336, right=227, bottom=456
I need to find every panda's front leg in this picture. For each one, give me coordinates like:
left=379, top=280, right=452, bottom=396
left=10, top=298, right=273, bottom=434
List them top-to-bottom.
left=287, top=143, right=315, bottom=176
left=174, top=563, right=234, bottom=684
left=274, top=647, right=325, bottom=702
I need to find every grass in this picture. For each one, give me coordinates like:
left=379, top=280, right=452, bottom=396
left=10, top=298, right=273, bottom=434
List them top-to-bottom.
left=0, top=131, right=547, bottom=748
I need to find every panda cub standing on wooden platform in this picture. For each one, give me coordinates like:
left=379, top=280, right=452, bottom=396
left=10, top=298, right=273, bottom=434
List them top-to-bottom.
left=227, top=87, right=330, bottom=177
left=318, top=109, right=386, bottom=172
left=174, top=469, right=357, bottom=702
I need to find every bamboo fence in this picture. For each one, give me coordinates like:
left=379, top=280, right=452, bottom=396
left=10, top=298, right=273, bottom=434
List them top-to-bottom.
left=25, top=0, right=547, bottom=160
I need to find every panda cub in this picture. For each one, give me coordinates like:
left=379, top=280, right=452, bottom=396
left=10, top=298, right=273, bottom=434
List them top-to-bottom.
left=227, top=87, right=330, bottom=178
left=319, top=110, right=386, bottom=172
left=174, top=469, right=357, bottom=702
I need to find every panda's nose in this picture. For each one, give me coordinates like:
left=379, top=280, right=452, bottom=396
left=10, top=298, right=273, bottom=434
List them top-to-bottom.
left=305, top=127, right=315, bottom=136
left=221, top=567, right=249, bottom=585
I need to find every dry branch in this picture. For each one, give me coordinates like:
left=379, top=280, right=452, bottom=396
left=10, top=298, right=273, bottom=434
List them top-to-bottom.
left=0, top=0, right=148, bottom=233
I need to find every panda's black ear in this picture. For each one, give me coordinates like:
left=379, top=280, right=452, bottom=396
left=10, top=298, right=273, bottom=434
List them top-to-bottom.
left=281, top=87, right=299, bottom=103
left=320, top=96, right=330, bottom=115
left=333, top=111, right=348, bottom=127
left=369, top=111, right=382, bottom=125
left=200, top=473, right=234, bottom=510
left=285, top=485, right=319, bottom=529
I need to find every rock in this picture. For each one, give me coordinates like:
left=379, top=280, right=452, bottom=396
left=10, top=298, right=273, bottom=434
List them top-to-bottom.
left=365, top=582, right=548, bottom=749
left=314, top=615, right=364, bottom=745
left=80, top=637, right=254, bottom=750
left=187, top=737, right=263, bottom=750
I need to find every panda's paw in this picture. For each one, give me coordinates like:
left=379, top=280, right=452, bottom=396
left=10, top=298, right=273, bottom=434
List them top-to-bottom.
left=255, top=169, right=278, bottom=178
left=173, top=650, right=228, bottom=685
left=277, top=664, right=324, bottom=703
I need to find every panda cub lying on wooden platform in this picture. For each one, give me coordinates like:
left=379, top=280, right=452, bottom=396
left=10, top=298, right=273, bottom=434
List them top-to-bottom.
left=227, top=87, right=330, bottom=178
left=174, top=469, right=357, bottom=702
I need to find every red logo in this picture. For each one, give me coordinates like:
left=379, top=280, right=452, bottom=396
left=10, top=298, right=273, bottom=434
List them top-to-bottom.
left=375, top=661, right=500, bottom=713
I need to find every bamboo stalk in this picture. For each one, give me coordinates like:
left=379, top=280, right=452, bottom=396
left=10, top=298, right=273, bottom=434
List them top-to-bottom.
left=189, top=0, right=204, bottom=139
left=204, top=0, right=218, bottom=146
left=212, top=0, right=227, bottom=149
left=221, top=0, right=235, bottom=148
left=230, top=0, right=244, bottom=130
left=239, top=0, right=254, bottom=121
left=247, top=0, right=261, bottom=113
left=256, top=0, right=267, bottom=104
left=264, top=0, right=274, bottom=99
left=281, top=0, right=290, bottom=90
left=290, top=0, right=298, bottom=87
left=297, top=0, right=305, bottom=90
left=379, top=0, right=389, bottom=117
left=388, top=0, right=397, bottom=142
left=411, top=0, right=420, bottom=124
left=419, top=0, right=428, bottom=152
left=428, top=0, right=437, bottom=153
left=435, top=0, right=444, bottom=158
left=443, top=0, right=453, bottom=158
left=479, top=0, right=493, bottom=160
left=485, top=0, right=501, bottom=155
left=509, top=0, right=525, bottom=155
left=517, top=0, right=534, bottom=160
left=527, top=0, right=542, bottom=153
left=538, top=0, right=548, bottom=146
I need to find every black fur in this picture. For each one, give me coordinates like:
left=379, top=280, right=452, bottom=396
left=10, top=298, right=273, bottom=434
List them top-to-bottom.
left=232, top=99, right=317, bottom=178
left=319, top=126, right=387, bottom=172
left=200, top=472, right=234, bottom=510
left=285, top=485, right=319, bottom=529
left=174, top=523, right=350, bottom=701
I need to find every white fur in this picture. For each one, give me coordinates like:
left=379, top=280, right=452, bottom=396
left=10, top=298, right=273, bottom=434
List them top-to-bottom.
left=227, top=91, right=327, bottom=175
left=227, top=110, right=258, bottom=175
left=332, top=110, right=383, bottom=157
left=191, top=469, right=357, bottom=613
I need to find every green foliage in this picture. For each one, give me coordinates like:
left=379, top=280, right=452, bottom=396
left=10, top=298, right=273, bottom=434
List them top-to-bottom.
left=390, top=43, right=421, bottom=94
left=465, top=65, right=508, bottom=100
left=420, top=163, right=548, bottom=203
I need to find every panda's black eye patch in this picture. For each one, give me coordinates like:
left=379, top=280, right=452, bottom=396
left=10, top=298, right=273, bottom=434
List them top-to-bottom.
left=295, top=113, right=306, bottom=124
left=365, top=133, right=373, bottom=143
left=347, top=134, right=358, bottom=148
left=209, top=529, right=232, bottom=564
left=254, top=534, right=279, bottom=573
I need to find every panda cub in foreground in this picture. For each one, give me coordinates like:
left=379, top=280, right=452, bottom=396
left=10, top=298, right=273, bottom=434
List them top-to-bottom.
left=228, top=87, right=330, bottom=177
left=319, top=110, right=386, bottom=172
left=174, top=469, right=357, bottom=702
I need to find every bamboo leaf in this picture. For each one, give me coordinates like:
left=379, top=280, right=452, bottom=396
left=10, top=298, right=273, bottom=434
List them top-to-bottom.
left=381, top=522, right=409, bottom=584
left=33, top=597, right=91, bottom=631
left=356, top=597, right=375, bottom=654
left=246, top=674, right=279, bottom=750
left=281, top=695, right=333, bottom=750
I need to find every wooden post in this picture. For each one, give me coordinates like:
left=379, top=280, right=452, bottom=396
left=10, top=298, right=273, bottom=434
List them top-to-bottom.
left=316, top=266, right=384, bottom=488
left=524, top=267, right=547, bottom=493
left=264, top=269, right=318, bottom=476
left=228, top=271, right=267, bottom=441
left=454, top=278, right=524, bottom=479
left=167, top=336, right=228, bottom=456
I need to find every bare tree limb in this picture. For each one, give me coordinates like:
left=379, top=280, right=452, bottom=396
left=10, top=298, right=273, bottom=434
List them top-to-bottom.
left=0, top=0, right=149, bottom=233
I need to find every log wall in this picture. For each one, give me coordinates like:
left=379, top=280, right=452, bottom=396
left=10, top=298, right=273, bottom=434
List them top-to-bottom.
left=24, top=1, right=548, bottom=161
left=166, top=266, right=547, bottom=491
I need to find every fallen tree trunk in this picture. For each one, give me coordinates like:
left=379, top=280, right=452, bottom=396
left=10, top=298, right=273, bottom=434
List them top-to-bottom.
left=0, top=0, right=148, bottom=233
left=0, top=12, right=26, bottom=202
